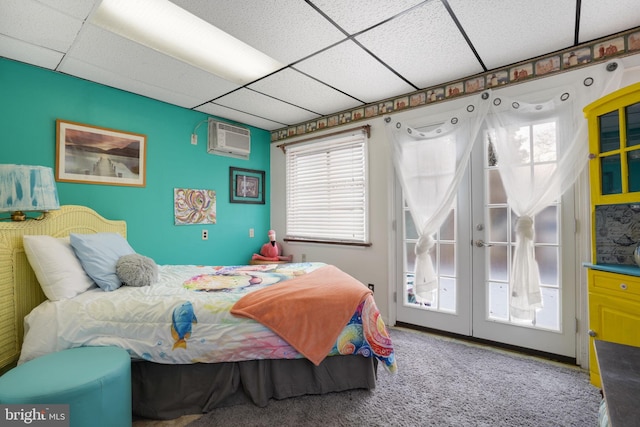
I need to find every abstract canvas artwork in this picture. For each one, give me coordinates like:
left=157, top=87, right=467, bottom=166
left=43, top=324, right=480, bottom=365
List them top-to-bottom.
left=174, top=188, right=216, bottom=225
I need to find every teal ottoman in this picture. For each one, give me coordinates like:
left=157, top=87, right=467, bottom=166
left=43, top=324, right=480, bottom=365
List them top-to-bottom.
left=0, top=346, right=131, bottom=427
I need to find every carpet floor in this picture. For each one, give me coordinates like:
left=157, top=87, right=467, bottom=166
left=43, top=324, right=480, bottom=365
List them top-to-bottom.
left=174, top=327, right=601, bottom=427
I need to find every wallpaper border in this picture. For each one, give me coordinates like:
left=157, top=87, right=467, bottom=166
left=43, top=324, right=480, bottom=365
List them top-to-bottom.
left=271, top=26, right=640, bottom=143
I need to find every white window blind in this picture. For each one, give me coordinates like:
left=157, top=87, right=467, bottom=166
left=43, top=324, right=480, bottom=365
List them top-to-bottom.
left=285, top=128, right=369, bottom=245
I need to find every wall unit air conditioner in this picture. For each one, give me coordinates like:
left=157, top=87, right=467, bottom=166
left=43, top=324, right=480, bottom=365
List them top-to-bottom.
left=207, top=119, right=251, bottom=159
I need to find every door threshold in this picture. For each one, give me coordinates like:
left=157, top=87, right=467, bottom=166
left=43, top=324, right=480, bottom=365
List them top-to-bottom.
left=394, top=321, right=577, bottom=365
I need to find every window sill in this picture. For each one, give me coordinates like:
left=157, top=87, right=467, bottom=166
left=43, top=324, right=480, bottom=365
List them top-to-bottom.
left=284, top=238, right=372, bottom=247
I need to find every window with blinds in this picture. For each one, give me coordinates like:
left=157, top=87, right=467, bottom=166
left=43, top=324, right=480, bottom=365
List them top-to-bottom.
left=285, top=128, right=370, bottom=245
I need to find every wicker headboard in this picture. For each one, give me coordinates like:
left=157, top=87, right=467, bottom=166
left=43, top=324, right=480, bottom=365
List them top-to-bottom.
left=0, top=205, right=126, bottom=373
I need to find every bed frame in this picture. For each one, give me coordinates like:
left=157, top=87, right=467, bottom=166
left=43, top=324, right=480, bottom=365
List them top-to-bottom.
left=0, top=205, right=377, bottom=419
left=0, top=205, right=127, bottom=373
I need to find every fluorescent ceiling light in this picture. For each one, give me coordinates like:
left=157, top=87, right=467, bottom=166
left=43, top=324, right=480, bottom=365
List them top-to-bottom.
left=91, top=0, right=283, bottom=85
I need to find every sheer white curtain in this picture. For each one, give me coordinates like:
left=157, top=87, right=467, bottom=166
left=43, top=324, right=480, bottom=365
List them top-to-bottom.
left=486, top=61, right=624, bottom=321
left=385, top=92, right=490, bottom=305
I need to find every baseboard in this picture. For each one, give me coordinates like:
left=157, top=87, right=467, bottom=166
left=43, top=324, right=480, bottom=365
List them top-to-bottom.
left=394, top=321, right=577, bottom=366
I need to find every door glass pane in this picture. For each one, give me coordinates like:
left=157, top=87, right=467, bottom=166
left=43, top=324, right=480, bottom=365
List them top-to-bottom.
left=626, top=102, right=640, bottom=147
left=599, top=110, right=619, bottom=152
left=532, top=122, right=557, bottom=162
left=512, top=126, right=531, bottom=164
left=488, top=138, right=498, bottom=167
left=628, top=150, right=640, bottom=192
left=601, top=154, right=621, bottom=195
left=488, top=169, right=507, bottom=204
left=535, top=206, right=558, bottom=244
left=488, top=207, right=508, bottom=242
left=405, top=210, right=418, bottom=239
left=439, top=210, right=455, bottom=241
left=405, top=242, right=416, bottom=271
left=439, top=243, right=455, bottom=276
left=488, top=245, right=508, bottom=282
left=535, top=246, right=559, bottom=286
left=405, top=273, right=415, bottom=304
left=439, top=277, right=456, bottom=312
left=488, top=282, right=509, bottom=321
left=535, top=287, right=559, bottom=330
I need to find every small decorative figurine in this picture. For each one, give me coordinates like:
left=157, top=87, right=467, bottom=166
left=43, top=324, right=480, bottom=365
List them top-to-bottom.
left=252, top=230, right=293, bottom=262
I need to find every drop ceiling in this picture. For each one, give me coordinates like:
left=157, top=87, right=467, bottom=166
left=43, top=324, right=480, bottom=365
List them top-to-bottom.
left=2, top=0, right=640, bottom=132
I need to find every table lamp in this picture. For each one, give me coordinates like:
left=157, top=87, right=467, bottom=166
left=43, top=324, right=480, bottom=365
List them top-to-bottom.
left=0, top=164, right=60, bottom=221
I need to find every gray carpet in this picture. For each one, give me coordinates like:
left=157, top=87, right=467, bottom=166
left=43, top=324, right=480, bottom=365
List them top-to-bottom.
left=187, top=327, right=601, bottom=427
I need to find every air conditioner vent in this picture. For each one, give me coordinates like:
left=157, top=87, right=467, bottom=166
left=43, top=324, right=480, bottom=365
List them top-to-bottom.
left=207, top=119, right=251, bottom=159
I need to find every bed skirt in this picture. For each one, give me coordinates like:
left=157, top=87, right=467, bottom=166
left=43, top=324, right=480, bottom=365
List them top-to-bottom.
left=132, top=355, right=378, bottom=420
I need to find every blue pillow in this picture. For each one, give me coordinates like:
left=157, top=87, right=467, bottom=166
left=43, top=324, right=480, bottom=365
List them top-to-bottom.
left=70, top=233, right=135, bottom=291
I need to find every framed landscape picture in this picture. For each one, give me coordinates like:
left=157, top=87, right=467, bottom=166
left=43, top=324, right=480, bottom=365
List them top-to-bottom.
left=55, top=119, right=146, bottom=187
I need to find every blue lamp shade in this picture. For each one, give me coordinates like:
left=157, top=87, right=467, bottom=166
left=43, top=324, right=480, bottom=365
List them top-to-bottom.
left=0, top=164, right=60, bottom=220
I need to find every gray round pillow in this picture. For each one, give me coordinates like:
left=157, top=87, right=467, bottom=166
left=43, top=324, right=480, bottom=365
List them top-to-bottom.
left=116, top=253, right=158, bottom=287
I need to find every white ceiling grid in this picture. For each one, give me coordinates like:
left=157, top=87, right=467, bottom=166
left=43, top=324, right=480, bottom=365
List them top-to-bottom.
left=1, top=0, right=639, bottom=132
left=446, top=0, right=576, bottom=70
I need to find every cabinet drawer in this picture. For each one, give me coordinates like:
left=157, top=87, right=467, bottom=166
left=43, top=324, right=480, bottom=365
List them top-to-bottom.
left=590, top=270, right=640, bottom=298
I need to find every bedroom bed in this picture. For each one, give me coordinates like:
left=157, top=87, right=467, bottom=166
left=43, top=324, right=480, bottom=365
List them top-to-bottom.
left=0, top=205, right=395, bottom=420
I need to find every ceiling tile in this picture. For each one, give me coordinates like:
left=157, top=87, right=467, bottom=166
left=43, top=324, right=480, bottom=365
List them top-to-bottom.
left=0, top=0, right=85, bottom=52
left=2, top=0, right=639, bottom=134
left=38, top=0, right=97, bottom=20
left=170, top=0, right=345, bottom=65
left=309, top=0, right=424, bottom=34
left=448, top=0, right=576, bottom=70
left=579, top=0, right=640, bottom=43
left=356, top=1, right=484, bottom=89
left=61, top=24, right=240, bottom=107
left=0, top=34, right=63, bottom=69
left=295, top=40, right=415, bottom=103
left=60, top=57, right=210, bottom=109
left=248, top=68, right=362, bottom=115
left=214, top=89, right=321, bottom=125
left=195, top=103, right=285, bottom=131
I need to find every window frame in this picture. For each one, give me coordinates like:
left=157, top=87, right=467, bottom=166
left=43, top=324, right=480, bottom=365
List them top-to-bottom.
left=283, top=126, right=370, bottom=246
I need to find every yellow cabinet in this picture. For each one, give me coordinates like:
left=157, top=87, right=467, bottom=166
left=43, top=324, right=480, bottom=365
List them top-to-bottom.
left=585, top=81, right=640, bottom=206
left=584, top=82, right=640, bottom=386
left=587, top=269, right=640, bottom=387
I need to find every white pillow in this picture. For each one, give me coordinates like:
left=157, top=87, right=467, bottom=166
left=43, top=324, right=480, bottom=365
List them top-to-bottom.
left=23, top=235, right=96, bottom=301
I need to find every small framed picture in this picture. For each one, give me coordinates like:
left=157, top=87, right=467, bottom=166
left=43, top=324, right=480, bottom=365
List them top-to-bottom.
left=56, top=119, right=146, bottom=187
left=229, top=167, right=265, bottom=204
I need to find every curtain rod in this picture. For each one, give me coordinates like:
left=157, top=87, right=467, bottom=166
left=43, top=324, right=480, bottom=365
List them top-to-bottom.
left=276, top=124, right=370, bottom=153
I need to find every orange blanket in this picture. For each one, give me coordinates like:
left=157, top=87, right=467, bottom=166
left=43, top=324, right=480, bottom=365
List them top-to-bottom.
left=230, top=265, right=372, bottom=365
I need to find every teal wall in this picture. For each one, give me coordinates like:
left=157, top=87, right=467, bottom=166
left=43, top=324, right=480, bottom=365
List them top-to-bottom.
left=0, top=58, right=271, bottom=265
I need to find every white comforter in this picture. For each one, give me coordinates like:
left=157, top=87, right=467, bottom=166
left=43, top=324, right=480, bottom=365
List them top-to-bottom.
left=18, top=262, right=397, bottom=373
left=19, top=263, right=323, bottom=365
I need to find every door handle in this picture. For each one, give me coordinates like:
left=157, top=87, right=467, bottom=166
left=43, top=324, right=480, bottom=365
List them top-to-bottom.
left=473, top=239, right=493, bottom=248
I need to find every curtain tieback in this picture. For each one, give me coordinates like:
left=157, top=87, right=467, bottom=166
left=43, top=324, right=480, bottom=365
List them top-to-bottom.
left=515, top=215, right=534, bottom=240
left=415, top=234, right=435, bottom=255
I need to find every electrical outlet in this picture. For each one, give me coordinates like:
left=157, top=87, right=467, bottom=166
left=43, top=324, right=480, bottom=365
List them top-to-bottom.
left=191, top=134, right=198, bottom=145
left=249, top=228, right=254, bottom=238
left=202, top=229, right=208, bottom=240
left=301, top=253, right=306, bottom=262
left=368, top=283, right=375, bottom=292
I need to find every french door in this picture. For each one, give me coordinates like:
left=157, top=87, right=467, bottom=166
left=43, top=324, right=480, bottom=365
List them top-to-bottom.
left=395, top=129, right=577, bottom=357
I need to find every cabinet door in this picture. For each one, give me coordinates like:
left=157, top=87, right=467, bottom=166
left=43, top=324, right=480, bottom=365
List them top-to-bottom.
left=586, top=81, right=640, bottom=205
left=588, top=292, right=640, bottom=387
